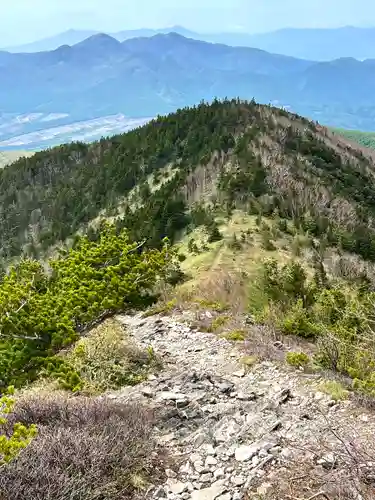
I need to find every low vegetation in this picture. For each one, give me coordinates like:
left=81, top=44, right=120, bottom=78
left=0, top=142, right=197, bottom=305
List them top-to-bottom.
left=46, top=319, right=160, bottom=394
left=0, top=395, right=165, bottom=500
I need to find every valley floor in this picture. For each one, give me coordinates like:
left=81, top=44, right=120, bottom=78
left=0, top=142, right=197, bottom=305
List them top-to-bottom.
left=109, top=312, right=375, bottom=500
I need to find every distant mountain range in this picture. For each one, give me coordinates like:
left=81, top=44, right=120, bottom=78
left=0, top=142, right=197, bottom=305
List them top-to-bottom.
left=5, top=25, right=375, bottom=61
left=1, top=32, right=375, bottom=133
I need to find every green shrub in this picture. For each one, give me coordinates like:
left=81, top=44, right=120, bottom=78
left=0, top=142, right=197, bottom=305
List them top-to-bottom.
left=207, top=222, right=223, bottom=243
left=0, top=224, right=178, bottom=388
left=261, top=230, right=276, bottom=251
left=228, top=233, right=242, bottom=250
left=194, top=298, right=229, bottom=312
left=143, top=299, right=177, bottom=318
left=282, top=300, right=321, bottom=338
left=210, top=315, right=230, bottom=331
left=223, top=329, right=246, bottom=341
left=286, top=351, right=310, bottom=368
left=240, top=355, right=258, bottom=368
left=318, top=380, right=349, bottom=401
left=0, top=387, right=37, bottom=464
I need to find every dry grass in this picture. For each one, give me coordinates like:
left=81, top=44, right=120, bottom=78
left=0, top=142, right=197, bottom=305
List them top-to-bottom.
left=66, top=318, right=158, bottom=394
left=0, top=394, right=167, bottom=500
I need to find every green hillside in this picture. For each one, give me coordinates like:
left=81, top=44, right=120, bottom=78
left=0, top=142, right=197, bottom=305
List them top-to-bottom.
left=331, top=127, right=375, bottom=150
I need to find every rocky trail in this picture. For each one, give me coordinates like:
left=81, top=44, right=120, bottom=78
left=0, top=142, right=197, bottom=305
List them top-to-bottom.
left=112, top=313, right=375, bottom=500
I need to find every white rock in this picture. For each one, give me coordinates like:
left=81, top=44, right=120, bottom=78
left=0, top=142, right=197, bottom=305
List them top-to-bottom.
left=232, top=368, right=246, bottom=378
left=160, top=391, right=181, bottom=401
left=235, top=443, right=261, bottom=462
left=204, top=444, right=216, bottom=456
left=206, top=456, right=218, bottom=466
left=194, top=461, right=206, bottom=473
left=213, top=468, right=225, bottom=479
left=166, top=469, right=178, bottom=478
left=200, top=472, right=213, bottom=483
left=231, top=475, right=245, bottom=486
left=168, top=481, right=188, bottom=494
left=191, top=484, right=226, bottom=500
left=217, top=494, right=232, bottom=500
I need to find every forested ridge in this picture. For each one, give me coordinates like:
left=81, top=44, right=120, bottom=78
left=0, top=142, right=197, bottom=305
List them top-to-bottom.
left=2, top=98, right=375, bottom=263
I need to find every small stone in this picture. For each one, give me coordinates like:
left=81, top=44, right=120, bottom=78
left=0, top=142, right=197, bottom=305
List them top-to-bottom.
left=232, top=368, right=246, bottom=378
left=217, top=382, right=234, bottom=394
left=142, top=387, right=155, bottom=398
left=160, top=391, right=181, bottom=401
left=236, top=391, right=257, bottom=401
left=314, top=391, right=326, bottom=401
left=176, top=398, right=190, bottom=408
left=193, top=432, right=211, bottom=447
left=160, top=433, right=176, bottom=444
left=235, top=443, right=261, bottom=462
left=204, top=445, right=216, bottom=456
left=270, top=446, right=282, bottom=456
left=190, top=453, right=202, bottom=463
left=317, top=453, right=336, bottom=469
left=206, top=456, right=218, bottom=466
left=194, top=461, right=206, bottom=473
left=180, top=462, right=193, bottom=474
left=214, top=468, right=225, bottom=479
left=166, top=469, right=178, bottom=479
left=200, top=472, right=213, bottom=483
left=231, top=475, right=245, bottom=486
left=168, top=481, right=188, bottom=494
left=257, top=483, right=272, bottom=496
left=191, top=484, right=226, bottom=500
left=153, top=486, right=166, bottom=498
left=217, top=494, right=232, bottom=500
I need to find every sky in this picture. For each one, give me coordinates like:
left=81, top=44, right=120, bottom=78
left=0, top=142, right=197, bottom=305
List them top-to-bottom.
left=1, top=0, right=373, bottom=47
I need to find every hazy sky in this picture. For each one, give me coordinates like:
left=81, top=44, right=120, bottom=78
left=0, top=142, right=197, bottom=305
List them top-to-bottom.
left=1, top=0, right=372, bottom=46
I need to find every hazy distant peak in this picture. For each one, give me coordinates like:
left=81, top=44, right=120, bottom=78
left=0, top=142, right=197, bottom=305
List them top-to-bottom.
left=74, top=33, right=122, bottom=50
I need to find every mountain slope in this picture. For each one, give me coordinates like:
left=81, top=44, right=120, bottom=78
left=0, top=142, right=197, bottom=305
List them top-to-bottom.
left=3, top=98, right=375, bottom=266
